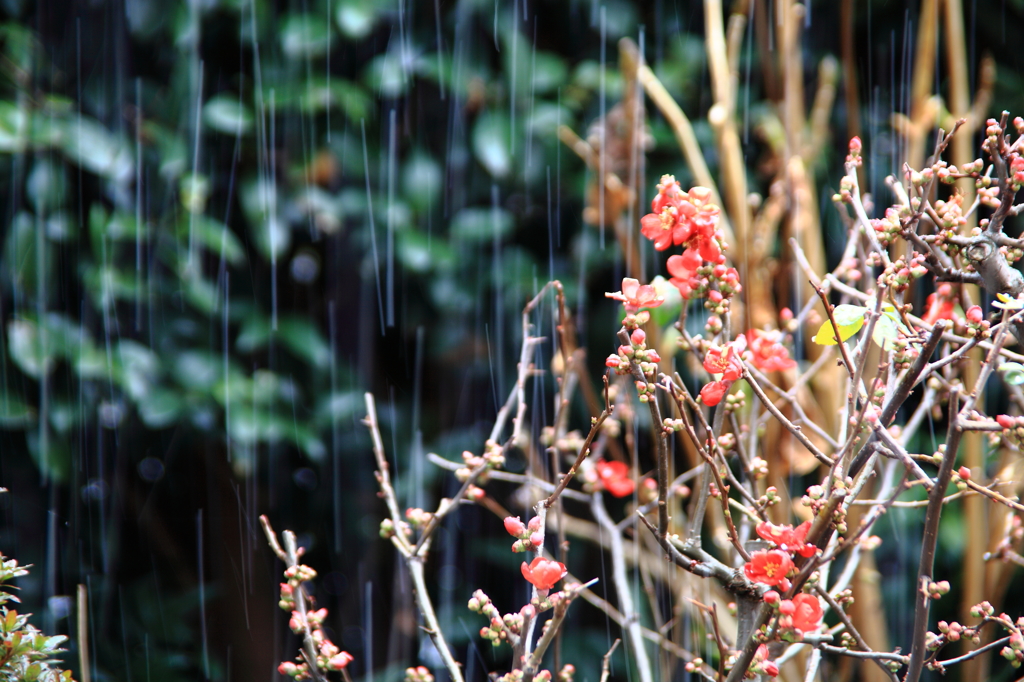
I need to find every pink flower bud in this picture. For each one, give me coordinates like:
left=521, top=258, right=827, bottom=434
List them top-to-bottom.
left=966, top=305, right=984, bottom=324
left=631, top=329, right=647, bottom=346
left=998, top=414, right=1015, bottom=430
left=958, top=467, right=971, bottom=481
left=504, top=516, right=526, bottom=537
left=528, top=516, right=542, bottom=532
left=530, top=532, right=544, bottom=547
left=763, top=590, right=780, bottom=606
left=779, top=600, right=796, bottom=616
left=328, top=652, right=354, bottom=670
left=762, top=661, right=780, bottom=678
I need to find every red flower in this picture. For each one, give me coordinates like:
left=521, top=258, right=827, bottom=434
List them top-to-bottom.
left=640, top=178, right=723, bottom=271
left=666, top=250, right=704, bottom=297
left=605, top=278, right=664, bottom=314
left=923, top=283, right=956, bottom=325
left=746, top=329, right=797, bottom=373
left=699, top=339, right=746, bottom=405
left=702, top=342, right=744, bottom=381
left=699, top=380, right=731, bottom=406
left=596, top=459, right=635, bottom=497
left=755, top=521, right=816, bottom=558
left=743, top=550, right=795, bottom=586
left=521, top=557, right=567, bottom=591
left=791, top=593, right=823, bottom=633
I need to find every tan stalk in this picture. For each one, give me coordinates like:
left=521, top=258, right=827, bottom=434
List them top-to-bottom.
left=704, top=0, right=750, bottom=271
left=621, top=38, right=736, bottom=247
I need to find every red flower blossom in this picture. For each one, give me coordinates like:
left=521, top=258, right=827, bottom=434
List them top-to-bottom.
left=641, top=178, right=724, bottom=285
left=605, top=278, right=665, bottom=314
left=923, top=283, right=957, bottom=325
left=746, top=329, right=797, bottom=373
left=699, top=339, right=745, bottom=405
left=703, top=341, right=744, bottom=381
left=699, top=380, right=732, bottom=406
left=596, top=459, right=635, bottom=497
left=755, top=521, right=816, bottom=558
left=743, top=550, right=795, bottom=587
left=521, top=557, right=567, bottom=591
left=790, top=593, right=823, bottom=633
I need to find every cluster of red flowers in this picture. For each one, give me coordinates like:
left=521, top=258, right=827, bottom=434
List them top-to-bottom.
left=639, top=176, right=740, bottom=303
left=745, top=329, right=797, bottom=373
left=699, top=336, right=745, bottom=406
left=503, top=515, right=567, bottom=593
left=743, top=521, right=823, bottom=636
left=763, top=591, right=824, bottom=634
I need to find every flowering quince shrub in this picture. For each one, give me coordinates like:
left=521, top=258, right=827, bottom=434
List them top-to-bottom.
left=264, top=114, right=1024, bottom=682
left=261, top=518, right=355, bottom=682
left=0, top=542, right=74, bottom=682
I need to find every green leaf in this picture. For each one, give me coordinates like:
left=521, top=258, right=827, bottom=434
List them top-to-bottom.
left=335, top=0, right=379, bottom=39
left=280, top=14, right=332, bottom=59
left=364, top=52, right=407, bottom=98
left=203, top=95, right=253, bottom=135
left=0, top=100, right=27, bottom=152
left=472, top=111, right=512, bottom=178
left=60, top=116, right=133, bottom=181
left=402, top=153, right=443, bottom=212
left=26, top=158, right=66, bottom=213
left=449, top=207, right=514, bottom=243
left=2, top=212, right=45, bottom=296
left=185, top=216, right=246, bottom=266
left=252, top=217, right=291, bottom=261
left=183, top=272, right=218, bottom=314
left=832, top=304, right=867, bottom=326
left=811, top=305, right=867, bottom=345
left=236, top=315, right=271, bottom=354
left=871, top=315, right=898, bottom=349
left=276, top=317, right=330, bottom=369
left=811, top=317, right=864, bottom=346
left=7, top=319, right=53, bottom=378
left=116, top=340, right=160, bottom=400
left=174, top=351, right=222, bottom=391
left=1000, top=362, right=1024, bottom=385
left=137, top=389, right=183, bottom=429
left=315, top=391, right=361, bottom=427
left=0, top=397, right=34, bottom=429
left=291, top=423, right=326, bottom=462
left=27, top=431, right=70, bottom=484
